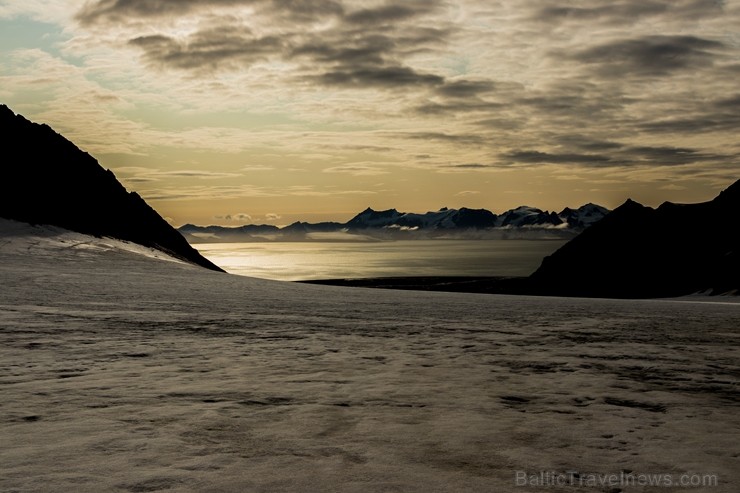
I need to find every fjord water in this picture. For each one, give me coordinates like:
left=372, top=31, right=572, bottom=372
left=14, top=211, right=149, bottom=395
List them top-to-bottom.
left=195, top=239, right=568, bottom=280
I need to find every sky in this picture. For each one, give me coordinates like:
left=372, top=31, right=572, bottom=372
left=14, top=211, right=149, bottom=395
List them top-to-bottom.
left=1, top=0, right=739, bottom=226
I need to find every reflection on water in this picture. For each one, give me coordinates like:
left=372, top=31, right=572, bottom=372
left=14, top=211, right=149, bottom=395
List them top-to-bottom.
left=196, top=239, right=567, bottom=281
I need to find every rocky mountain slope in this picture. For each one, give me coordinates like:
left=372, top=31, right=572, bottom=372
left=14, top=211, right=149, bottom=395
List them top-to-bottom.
left=0, top=104, right=223, bottom=272
left=530, top=180, right=740, bottom=297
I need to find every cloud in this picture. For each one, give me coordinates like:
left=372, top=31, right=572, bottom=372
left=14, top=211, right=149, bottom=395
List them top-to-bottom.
left=0, top=0, right=84, bottom=23
left=76, top=0, right=345, bottom=25
left=76, top=0, right=457, bottom=100
left=76, top=0, right=232, bottom=24
left=80, top=0, right=451, bottom=84
left=530, top=1, right=727, bottom=26
left=344, top=3, right=435, bottom=25
left=531, top=3, right=669, bottom=23
left=289, top=21, right=452, bottom=90
left=128, top=28, right=284, bottom=72
left=564, top=35, right=725, bottom=76
left=313, top=66, right=444, bottom=89
left=412, top=78, right=503, bottom=115
left=435, top=79, right=497, bottom=99
left=516, top=88, right=631, bottom=119
left=638, top=94, right=740, bottom=133
left=713, top=94, right=740, bottom=108
left=415, top=100, right=502, bottom=116
left=641, top=115, right=740, bottom=133
left=401, top=132, right=487, bottom=147
left=553, top=136, right=625, bottom=152
left=320, top=144, right=397, bottom=153
left=625, top=145, right=723, bottom=165
left=502, top=146, right=730, bottom=168
left=503, top=150, right=613, bottom=166
left=435, top=162, right=512, bottom=174
left=323, top=163, right=389, bottom=176
left=444, top=163, right=496, bottom=169
left=241, top=164, right=275, bottom=171
left=114, top=167, right=239, bottom=181
left=157, top=170, right=240, bottom=178
left=142, top=184, right=276, bottom=201
left=659, top=184, right=688, bottom=191
left=280, top=185, right=377, bottom=197
left=454, top=190, right=480, bottom=196
left=215, top=212, right=252, bottom=222
left=264, top=213, right=281, bottom=221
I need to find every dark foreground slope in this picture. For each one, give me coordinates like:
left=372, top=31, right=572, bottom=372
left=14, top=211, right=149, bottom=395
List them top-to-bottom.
left=0, top=104, right=222, bottom=272
left=529, top=180, right=740, bottom=298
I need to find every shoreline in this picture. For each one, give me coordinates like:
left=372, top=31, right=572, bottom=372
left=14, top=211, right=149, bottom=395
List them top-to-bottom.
left=298, top=276, right=531, bottom=294
left=299, top=276, right=740, bottom=300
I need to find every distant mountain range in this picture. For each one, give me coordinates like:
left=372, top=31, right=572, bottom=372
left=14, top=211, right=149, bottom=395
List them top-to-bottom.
left=0, top=104, right=223, bottom=272
left=179, top=203, right=610, bottom=242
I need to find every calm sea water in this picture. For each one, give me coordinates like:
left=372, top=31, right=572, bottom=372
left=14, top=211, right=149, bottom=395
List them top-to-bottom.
left=196, top=239, right=567, bottom=281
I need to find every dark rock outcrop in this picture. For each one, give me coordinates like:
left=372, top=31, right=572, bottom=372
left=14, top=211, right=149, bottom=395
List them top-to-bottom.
left=0, top=104, right=223, bottom=272
left=529, top=181, right=740, bottom=298
left=446, top=207, right=498, bottom=229
left=345, top=208, right=404, bottom=229
left=281, top=221, right=345, bottom=234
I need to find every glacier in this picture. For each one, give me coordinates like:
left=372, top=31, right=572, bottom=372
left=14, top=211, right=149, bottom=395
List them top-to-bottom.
left=1, top=219, right=738, bottom=492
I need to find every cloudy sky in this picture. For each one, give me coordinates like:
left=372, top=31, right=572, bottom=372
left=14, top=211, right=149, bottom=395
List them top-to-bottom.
left=1, top=0, right=739, bottom=225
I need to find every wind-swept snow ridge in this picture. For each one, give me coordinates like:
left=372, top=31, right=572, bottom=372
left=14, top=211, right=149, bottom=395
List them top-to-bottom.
left=0, top=218, right=191, bottom=266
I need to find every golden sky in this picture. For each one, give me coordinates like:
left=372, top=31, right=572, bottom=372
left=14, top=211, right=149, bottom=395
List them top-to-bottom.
left=2, top=0, right=739, bottom=226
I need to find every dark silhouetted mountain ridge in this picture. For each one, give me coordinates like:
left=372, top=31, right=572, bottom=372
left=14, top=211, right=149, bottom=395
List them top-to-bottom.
left=0, top=104, right=223, bottom=272
left=530, top=181, right=740, bottom=297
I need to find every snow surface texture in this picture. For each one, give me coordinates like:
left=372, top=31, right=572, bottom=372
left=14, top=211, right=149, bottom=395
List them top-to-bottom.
left=1, top=219, right=739, bottom=492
